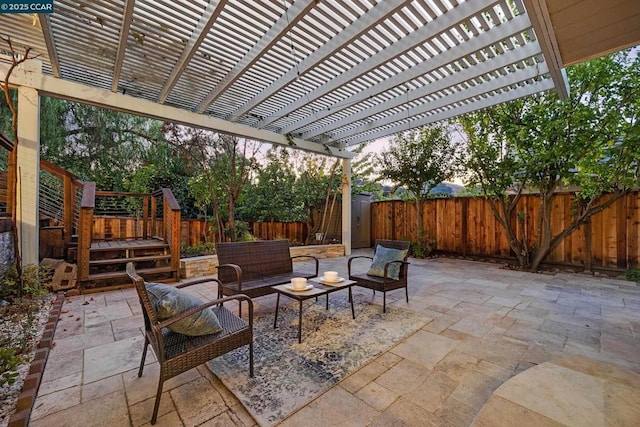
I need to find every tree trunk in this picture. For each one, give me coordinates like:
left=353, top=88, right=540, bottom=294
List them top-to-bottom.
left=530, top=190, right=627, bottom=272
left=530, top=191, right=555, bottom=271
left=486, top=194, right=530, bottom=269
left=415, top=197, right=422, bottom=235
left=228, top=200, right=236, bottom=242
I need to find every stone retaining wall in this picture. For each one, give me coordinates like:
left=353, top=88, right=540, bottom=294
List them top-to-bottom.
left=0, top=230, right=15, bottom=272
left=180, top=244, right=345, bottom=279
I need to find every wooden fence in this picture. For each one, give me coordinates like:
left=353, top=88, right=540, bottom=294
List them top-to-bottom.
left=89, top=190, right=640, bottom=271
left=371, top=191, right=640, bottom=271
left=92, top=217, right=309, bottom=247
left=179, top=219, right=309, bottom=246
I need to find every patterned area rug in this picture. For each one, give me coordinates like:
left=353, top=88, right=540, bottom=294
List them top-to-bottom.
left=207, top=293, right=428, bottom=426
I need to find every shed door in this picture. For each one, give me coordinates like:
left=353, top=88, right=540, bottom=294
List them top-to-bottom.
left=351, top=195, right=371, bottom=248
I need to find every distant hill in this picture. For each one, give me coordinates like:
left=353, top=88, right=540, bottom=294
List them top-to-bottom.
left=373, top=182, right=465, bottom=200
left=428, top=182, right=465, bottom=196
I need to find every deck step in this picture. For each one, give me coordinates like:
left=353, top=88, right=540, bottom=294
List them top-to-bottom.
left=91, top=239, right=171, bottom=252
left=89, top=242, right=170, bottom=252
left=89, top=255, right=171, bottom=266
left=86, top=266, right=176, bottom=281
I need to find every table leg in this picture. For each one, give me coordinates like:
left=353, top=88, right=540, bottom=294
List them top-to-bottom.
left=349, top=286, right=355, bottom=319
left=274, top=292, right=280, bottom=329
left=326, top=294, right=329, bottom=310
left=298, top=299, right=303, bottom=343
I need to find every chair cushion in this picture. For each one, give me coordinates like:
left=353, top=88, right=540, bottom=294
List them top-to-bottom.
left=367, top=246, right=408, bottom=280
left=145, top=282, right=222, bottom=336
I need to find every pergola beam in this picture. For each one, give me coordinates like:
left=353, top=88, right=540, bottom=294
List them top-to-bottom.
left=111, top=0, right=136, bottom=93
left=158, top=0, right=227, bottom=103
left=196, top=0, right=316, bottom=113
left=522, top=0, right=569, bottom=99
left=37, top=15, right=60, bottom=78
left=1, top=61, right=353, bottom=159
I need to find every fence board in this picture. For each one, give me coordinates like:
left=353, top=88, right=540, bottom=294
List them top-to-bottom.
left=629, top=192, right=640, bottom=268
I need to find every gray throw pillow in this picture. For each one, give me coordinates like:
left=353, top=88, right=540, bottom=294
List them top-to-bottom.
left=367, top=246, right=408, bottom=280
left=145, top=282, right=222, bottom=336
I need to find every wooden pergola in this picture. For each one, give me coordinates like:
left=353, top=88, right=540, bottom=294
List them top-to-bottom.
left=0, top=0, right=638, bottom=266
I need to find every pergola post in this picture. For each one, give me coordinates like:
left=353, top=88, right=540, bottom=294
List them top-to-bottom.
left=16, top=86, right=41, bottom=266
left=341, top=158, right=351, bottom=256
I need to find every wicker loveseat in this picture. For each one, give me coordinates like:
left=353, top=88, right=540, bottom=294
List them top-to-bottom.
left=216, top=239, right=319, bottom=316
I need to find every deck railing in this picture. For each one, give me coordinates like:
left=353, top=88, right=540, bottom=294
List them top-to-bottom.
left=76, top=185, right=181, bottom=281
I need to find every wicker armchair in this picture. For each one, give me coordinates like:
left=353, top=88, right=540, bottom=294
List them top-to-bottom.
left=347, top=239, right=411, bottom=313
left=126, top=263, right=253, bottom=425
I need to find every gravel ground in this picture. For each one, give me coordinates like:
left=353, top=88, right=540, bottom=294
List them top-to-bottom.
left=0, top=293, right=55, bottom=427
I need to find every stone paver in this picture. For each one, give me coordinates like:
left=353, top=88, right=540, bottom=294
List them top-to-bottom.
left=32, top=255, right=640, bottom=426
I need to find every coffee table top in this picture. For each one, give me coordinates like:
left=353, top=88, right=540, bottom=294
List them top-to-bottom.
left=272, top=277, right=355, bottom=298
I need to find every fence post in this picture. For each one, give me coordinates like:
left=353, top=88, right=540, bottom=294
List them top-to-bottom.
left=77, top=182, right=95, bottom=282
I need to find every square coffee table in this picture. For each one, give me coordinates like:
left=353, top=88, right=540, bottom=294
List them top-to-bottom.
left=272, top=277, right=356, bottom=343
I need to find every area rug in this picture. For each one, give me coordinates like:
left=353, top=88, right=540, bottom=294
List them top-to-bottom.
left=207, top=293, right=429, bottom=426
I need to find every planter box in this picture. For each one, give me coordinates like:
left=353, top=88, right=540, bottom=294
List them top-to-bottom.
left=180, top=244, right=345, bottom=279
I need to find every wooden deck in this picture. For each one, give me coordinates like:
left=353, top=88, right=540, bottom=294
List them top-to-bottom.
left=85, top=238, right=176, bottom=285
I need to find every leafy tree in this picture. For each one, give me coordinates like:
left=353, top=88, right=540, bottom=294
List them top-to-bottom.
left=459, top=49, right=640, bottom=271
left=43, top=102, right=162, bottom=190
left=165, top=124, right=260, bottom=241
left=377, top=124, right=459, bottom=237
left=124, top=140, right=197, bottom=218
left=351, top=143, right=384, bottom=197
left=238, top=147, right=299, bottom=222
left=290, top=151, right=342, bottom=244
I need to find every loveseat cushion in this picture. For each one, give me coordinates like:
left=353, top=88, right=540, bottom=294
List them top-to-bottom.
left=367, top=246, right=408, bottom=280
left=145, top=282, right=222, bottom=336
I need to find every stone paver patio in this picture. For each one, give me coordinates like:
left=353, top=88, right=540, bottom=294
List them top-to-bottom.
left=29, top=253, right=640, bottom=426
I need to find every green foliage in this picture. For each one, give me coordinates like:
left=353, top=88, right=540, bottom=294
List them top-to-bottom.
left=459, top=48, right=640, bottom=271
left=39, top=100, right=162, bottom=191
left=378, top=124, right=459, bottom=200
left=379, top=124, right=460, bottom=237
left=167, top=126, right=260, bottom=240
left=351, top=143, right=383, bottom=196
left=238, top=147, right=300, bottom=221
left=291, top=152, right=343, bottom=243
left=455, top=186, right=483, bottom=197
left=232, top=221, right=257, bottom=242
left=409, top=232, right=436, bottom=258
left=180, top=242, right=217, bottom=258
left=0, top=264, right=50, bottom=299
left=625, top=269, right=640, bottom=282
left=0, top=292, right=49, bottom=389
left=0, top=348, right=21, bottom=386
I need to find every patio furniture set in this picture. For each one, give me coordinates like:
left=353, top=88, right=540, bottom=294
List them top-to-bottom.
left=126, top=239, right=411, bottom=424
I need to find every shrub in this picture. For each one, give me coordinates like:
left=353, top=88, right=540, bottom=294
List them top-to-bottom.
left=237, top=231, right=258, bottom=242
left=409, top=231, right=435, bottom=258
left=181, top=242, right=216, bottom=258
left=0, top=264, right=51, bottom=299
left=625, top=268, right=640, bottom=282
left=0, top=348, right=21, bottom=386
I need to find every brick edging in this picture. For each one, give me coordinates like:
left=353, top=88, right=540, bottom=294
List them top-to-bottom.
left=8, top=291, right=65, bottom=427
